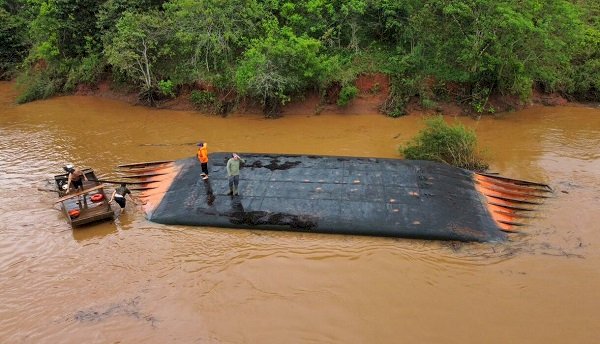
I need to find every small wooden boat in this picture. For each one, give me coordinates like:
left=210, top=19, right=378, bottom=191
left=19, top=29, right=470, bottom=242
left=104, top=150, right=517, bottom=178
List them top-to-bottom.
left=54, top=168, right=115, bottom=227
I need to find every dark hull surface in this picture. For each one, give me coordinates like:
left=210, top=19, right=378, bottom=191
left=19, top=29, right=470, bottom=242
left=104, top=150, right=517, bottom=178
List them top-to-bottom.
left=125, top=154, right=551, bottom=242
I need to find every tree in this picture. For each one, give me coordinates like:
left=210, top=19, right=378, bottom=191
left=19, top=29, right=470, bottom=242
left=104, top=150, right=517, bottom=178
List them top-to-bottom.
left=10, top=0, right=599, bottom=106
left=28, top=0, right=103, bottom=61
left=97, top=0, right=166, bottom=51
left=165, top=0, right=265, bottom=85
left=266, top=0, right=368, bottom=51
left=396, top=0, right=588, bottom=109
left=570, top=0, right=600, bottom=100
left=0, top=2, right=29, bottom=78
left=104, top=10, right=175, bottom=104
left=235, top=23, right=326, bottom=117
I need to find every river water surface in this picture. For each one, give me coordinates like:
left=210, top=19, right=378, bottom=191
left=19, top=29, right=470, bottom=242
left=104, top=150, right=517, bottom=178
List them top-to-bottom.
left=1, top=81, right=599, bottom=343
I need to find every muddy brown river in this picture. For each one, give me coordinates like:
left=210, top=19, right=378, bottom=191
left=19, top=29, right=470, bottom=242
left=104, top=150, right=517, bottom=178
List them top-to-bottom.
left=1, top=81, right=599, bottom=343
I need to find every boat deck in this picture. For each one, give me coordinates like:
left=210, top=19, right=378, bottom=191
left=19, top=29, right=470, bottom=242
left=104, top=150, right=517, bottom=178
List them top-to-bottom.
left=54, top=171, right=115, bottom=227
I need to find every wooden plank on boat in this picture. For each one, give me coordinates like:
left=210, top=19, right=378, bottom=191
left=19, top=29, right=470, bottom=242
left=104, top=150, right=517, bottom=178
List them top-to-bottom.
left=54, top=184, right=104, bottom=203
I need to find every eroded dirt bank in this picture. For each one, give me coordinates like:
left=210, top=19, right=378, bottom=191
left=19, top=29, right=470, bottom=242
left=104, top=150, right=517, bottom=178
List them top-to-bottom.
left=73, top=74, right=573, bottom=117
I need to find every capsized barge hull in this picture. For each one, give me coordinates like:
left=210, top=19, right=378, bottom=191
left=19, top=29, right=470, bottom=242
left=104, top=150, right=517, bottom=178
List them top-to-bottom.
left=120, top=153, right=551, bottom=242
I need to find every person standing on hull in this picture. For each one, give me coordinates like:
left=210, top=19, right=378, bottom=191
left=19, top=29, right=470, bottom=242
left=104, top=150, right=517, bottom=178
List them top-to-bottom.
left=197, top=141, right=209, bottom=180
left=226, top=153, right=245, bottom=196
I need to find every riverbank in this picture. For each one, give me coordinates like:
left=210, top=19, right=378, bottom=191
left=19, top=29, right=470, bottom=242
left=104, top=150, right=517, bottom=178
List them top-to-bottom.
left=67, top=74, right=578, bottom=118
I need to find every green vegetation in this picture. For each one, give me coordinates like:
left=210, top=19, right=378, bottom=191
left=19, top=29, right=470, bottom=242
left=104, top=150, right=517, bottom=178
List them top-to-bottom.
left=3, top=0, right=599, bottom=116
left=0, top=3, right=29, bottom=79
left=105, top=10, right=175, bottom=105
left=236, top=23, right=334, bottom=117
left=15, top=67, right=62, bottom=103
left=158, top=79, right=175, bottom=98
left=337, top=85, right=359, bottom=106
left=189, top=90, right=216, bottom=111
left=401, top=116, right=488, bottom=171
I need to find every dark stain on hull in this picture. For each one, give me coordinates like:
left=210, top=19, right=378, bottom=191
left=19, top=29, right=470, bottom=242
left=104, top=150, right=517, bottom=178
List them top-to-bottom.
left=247, top=158, right=302, bottom=171
left=229, top=198, right=318, bottom=230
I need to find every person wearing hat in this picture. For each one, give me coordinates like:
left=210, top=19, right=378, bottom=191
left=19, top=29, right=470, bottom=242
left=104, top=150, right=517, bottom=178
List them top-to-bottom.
left=197, top=141, right=209, bottom=180
left=226, top=153, right=245, bottom=196
left=64, top=164, right=88, bottom=193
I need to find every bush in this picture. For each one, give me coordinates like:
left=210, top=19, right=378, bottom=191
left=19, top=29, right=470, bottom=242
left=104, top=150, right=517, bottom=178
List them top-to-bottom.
left=379, top=52, right=425, bottom=116
left=64, top=54, right=106, bottom=92
left=15, top=67, right=64, bottom=104
left=158, top=79, right=175, bottom=98
left=381, top=79, right=415, bottom=117
left=337, top=85, right=358, bottom=106
left=190, top=90, right=216, bottom=110
left=421, top=97, right=437, bottom=110
left=401, top=116, right=488, bottom=171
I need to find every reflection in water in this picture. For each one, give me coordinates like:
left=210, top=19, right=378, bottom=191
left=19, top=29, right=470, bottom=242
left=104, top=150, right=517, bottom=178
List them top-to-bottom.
left=1, top=81, right=600, bottom=343
left=71, top=220, right=118, bottom=242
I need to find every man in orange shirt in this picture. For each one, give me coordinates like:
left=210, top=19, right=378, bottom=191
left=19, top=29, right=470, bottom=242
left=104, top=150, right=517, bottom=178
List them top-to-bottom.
left=197, top=142, right=209, bottom=180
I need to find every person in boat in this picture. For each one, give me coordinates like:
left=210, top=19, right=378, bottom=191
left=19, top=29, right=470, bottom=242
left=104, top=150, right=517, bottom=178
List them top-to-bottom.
left=197, top=141, right=209, bottom=180
left=226, top=153, right=245, bottom=196
left=64, top=164, right=88, bottom=193
left=108, top=183, right=135, bottom=211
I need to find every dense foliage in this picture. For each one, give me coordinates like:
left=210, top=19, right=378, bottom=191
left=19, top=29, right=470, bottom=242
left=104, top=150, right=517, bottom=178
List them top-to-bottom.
left=0, top=0, right=29, bottom=79
left=3, top=0, right=599, bottom=115
left=401, top=116, right=488, bottom=171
